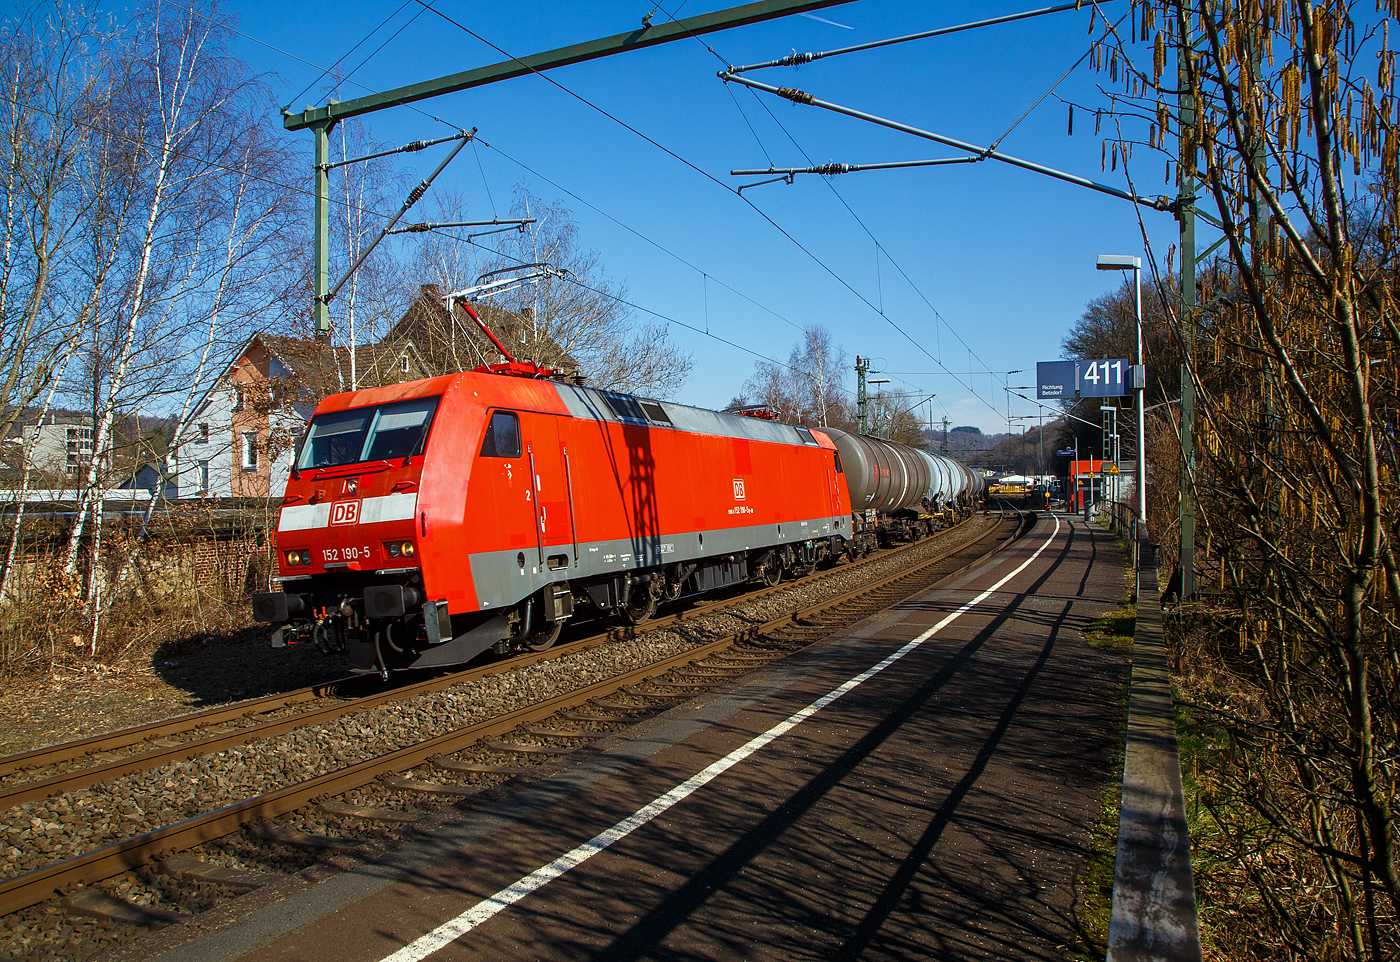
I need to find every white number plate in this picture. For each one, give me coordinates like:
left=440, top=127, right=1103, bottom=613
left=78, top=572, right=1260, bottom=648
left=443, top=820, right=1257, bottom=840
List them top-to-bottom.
left=322, top=544, right=372, bottom=563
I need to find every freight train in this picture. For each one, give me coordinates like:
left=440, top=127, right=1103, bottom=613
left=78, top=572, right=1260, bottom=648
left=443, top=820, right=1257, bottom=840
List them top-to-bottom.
left=253, top=326, right=983, bottom=675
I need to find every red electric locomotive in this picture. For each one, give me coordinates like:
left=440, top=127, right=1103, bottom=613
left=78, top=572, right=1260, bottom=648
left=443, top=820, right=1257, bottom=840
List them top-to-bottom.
left=253, top=362, right=852, bottom=674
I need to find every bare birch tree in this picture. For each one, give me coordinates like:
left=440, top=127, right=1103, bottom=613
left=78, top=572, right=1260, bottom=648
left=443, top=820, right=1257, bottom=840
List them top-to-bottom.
left=36, top=1, right=298, bottom=648
left=0, top=6, right=115, bottom=454
left=482, top=187, right=692, bottom=398
left=733, top=325, right=855, bottom=429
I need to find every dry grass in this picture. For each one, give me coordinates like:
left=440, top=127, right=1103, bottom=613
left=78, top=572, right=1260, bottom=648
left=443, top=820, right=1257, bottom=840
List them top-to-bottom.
left=1168, top=610, right=1398, bottom=962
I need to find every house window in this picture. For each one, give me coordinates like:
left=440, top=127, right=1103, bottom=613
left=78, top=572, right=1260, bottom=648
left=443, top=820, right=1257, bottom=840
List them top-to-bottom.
left=400, top=355, right=410, bottom=374
left=233, top=386, right=245, bottom=412
left=195, top=423, right=209, bottom=444
left=66, top=426, right=93, bottom=466
left=241, top=432, right=258, bottom=470
left=198, top=460, right=210, bottom=492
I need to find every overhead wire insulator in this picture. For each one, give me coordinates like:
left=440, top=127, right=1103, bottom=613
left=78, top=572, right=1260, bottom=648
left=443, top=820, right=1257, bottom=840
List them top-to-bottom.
left=776, top=87, right=816, bottom=105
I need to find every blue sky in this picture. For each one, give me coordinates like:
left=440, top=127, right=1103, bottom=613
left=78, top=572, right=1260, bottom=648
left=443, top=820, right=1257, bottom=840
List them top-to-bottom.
left=234, top=0, right=1180, bottom=434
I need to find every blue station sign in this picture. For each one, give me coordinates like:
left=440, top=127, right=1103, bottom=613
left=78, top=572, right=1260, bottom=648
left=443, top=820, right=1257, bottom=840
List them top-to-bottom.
left=1036, top=360, right=1076, bottom=400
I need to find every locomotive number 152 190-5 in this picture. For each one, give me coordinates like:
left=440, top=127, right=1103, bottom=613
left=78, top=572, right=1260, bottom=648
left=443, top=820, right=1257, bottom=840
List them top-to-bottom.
left=322, top=545, right=373, bottom=563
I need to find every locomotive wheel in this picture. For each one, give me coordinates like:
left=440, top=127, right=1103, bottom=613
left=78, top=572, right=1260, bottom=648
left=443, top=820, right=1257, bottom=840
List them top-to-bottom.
left=760, top=558, right=783, bottom=586
left=621, top=589, right=656, bottom=625
left=524, top=619, right=563, bottom=652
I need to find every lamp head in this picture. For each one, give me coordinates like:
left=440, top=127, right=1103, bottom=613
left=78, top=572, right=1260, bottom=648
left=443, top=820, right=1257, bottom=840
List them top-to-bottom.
left=1096, top=254, right=1141, bottom=270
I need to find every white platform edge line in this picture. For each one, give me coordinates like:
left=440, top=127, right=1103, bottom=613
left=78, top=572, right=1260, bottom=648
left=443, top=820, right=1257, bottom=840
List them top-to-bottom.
left=381, top=514, right=1064, bottom=962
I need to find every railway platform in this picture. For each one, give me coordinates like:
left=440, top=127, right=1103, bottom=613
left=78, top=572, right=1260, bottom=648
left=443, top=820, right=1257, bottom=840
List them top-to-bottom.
left=122, top=512, right=1129, bottom=962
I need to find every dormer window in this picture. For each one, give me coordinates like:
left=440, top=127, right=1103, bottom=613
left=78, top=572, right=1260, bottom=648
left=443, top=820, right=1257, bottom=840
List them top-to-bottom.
left=400, top=355, right=410, bottom=374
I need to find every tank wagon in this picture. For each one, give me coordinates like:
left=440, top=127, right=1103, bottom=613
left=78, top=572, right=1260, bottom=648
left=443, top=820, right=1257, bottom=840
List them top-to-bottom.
left=253, top=347, right=982, bottom=676
left=822, top=428, right=983, bottom=555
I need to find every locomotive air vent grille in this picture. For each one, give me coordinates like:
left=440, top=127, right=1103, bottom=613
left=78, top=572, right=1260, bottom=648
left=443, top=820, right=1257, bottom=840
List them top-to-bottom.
left=601, top=392, right=648, bottom=423
left=639, top=401, right=672, bottom=425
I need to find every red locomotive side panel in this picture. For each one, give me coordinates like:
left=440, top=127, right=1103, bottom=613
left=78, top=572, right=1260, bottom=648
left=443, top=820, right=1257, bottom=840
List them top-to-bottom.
left=451, top=396, right=850, bottom=616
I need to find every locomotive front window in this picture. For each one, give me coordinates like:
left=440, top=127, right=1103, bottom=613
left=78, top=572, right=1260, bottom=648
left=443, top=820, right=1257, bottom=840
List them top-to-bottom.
left=298, top=396, right=440, bottom=469
left=362, top=397, right=439, bottom=461
left=298, top=409, right=370, bottom=468
left=479, top=411, right=521, bottom=458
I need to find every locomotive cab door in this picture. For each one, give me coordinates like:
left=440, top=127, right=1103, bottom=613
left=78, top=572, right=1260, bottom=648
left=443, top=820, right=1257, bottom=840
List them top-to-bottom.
left=521, top=414, right=575, bottom=573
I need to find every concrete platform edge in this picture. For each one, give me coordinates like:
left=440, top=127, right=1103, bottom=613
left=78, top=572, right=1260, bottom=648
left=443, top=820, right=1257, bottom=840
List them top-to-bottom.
left=1106, top=545, right=1203, bottom=962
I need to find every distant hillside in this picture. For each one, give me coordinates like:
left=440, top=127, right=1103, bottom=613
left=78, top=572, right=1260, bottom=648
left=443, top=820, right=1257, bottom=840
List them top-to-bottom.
left=924, top=427, right=1010, bottom=458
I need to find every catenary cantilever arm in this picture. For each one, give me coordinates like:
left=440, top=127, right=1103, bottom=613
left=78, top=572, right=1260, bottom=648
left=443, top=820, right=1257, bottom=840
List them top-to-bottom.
left=720, top=72, right=1171, bottom=212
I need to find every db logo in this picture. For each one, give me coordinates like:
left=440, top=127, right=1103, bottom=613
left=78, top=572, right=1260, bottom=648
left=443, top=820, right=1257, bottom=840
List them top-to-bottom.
left=732, top=479, right=746, bottom=501
left=330, top=500, right=360, bottom=526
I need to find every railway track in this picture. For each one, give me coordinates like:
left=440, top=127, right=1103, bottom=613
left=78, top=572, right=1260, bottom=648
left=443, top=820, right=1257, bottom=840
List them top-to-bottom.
left=0, top=508, right=1024, bottom=956
left=0, top=512, right=988, bottom=810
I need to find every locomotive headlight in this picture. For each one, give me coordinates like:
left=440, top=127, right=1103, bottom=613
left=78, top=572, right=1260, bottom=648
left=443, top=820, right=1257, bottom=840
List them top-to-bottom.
left=385, top=540, right=415, bottom=559
left=283, top=549, right=311, bottom=566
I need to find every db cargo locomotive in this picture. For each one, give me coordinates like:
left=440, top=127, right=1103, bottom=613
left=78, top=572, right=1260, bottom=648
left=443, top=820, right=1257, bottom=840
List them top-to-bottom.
left=253, top=311, right=982, bottom=675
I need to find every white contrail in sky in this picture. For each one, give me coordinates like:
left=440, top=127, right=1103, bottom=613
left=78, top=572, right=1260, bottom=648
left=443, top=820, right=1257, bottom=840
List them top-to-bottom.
left=800, top=12, right=853, bottom=28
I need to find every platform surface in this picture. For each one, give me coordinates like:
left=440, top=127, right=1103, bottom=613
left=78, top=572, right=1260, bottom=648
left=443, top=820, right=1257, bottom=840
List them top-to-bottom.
left=139, top=513, right=1128, bottom=962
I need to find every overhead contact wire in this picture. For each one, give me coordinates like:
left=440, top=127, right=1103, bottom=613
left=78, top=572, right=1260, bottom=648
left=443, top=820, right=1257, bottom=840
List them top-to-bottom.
left=411, top=0, right=975, bottom=370
left=659, top=6, right=996, bottom=419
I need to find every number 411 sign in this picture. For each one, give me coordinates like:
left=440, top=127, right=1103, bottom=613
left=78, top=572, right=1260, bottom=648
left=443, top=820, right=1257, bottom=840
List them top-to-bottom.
left=1079, top=358, right=1132, bottom=397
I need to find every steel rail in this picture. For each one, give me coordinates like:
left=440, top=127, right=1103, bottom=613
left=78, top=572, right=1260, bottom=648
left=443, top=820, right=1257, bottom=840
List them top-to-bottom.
left=790, top=508, right=1026, bottom=627
left=0, top=512, right=1016, bottom=918
left=0, top=517, right=983, bottom=806
left=0, top=639, right=592, bottom=810
left=0, top=681, right=355, bottom=780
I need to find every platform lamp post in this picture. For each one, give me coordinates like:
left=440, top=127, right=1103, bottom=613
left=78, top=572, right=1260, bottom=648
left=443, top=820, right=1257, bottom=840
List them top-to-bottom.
left=1095, top=255, right=1146, bottom=527
left=1003, top=370, right=1022, bottom=431
left=1007, top=384, right=1035, bottom=477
